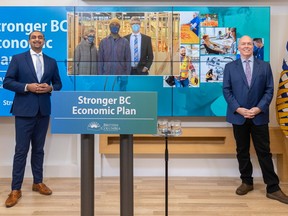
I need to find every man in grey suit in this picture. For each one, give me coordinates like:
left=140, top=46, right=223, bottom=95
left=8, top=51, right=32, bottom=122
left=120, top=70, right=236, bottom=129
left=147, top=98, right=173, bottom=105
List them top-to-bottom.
left=124, top=16, right=154, bottom=75
left=223, top=35, right=288, bottom=204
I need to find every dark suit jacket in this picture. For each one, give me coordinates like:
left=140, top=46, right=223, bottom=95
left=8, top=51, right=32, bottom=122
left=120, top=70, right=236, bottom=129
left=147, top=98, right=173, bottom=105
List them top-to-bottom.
left=124, top=33, right=154, bottom=75
left=3, top=51, right=62, bottom=117
left=223, top=57, right=273, bottom=125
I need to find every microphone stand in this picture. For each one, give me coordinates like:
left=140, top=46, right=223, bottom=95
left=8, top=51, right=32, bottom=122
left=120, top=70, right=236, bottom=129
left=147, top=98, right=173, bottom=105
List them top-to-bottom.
left=157, top=120, right=182, bottom=216
left=164, top=132, right=169, bottom=216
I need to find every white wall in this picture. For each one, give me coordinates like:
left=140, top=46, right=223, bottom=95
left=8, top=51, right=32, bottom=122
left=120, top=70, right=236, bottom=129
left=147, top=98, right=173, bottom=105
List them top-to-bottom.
left=1, top=1, right=288, bottom=178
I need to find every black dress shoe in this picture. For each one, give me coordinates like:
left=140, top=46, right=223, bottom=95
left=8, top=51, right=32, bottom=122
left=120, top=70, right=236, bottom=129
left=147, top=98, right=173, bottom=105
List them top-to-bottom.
left=236, top=183, right=254, bottom=195
left=267, top=190, right=288, bottom=204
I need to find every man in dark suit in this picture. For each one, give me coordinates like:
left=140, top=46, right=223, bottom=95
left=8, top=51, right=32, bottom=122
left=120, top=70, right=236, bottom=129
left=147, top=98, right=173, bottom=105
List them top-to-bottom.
left=124, top=16, right=154, bottom=75
left=3, top=30, right=62, bottom=207
left=223, top=35, right=288, bottom=204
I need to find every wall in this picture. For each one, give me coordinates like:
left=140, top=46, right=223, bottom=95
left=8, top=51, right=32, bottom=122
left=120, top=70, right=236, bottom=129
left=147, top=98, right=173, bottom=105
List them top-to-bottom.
left=1, top=0, right=288, bottom=178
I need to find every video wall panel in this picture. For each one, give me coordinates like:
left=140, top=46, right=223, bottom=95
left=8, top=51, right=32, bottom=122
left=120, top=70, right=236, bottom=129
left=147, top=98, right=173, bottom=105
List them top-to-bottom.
left=0, top=6, right=270, bottom=117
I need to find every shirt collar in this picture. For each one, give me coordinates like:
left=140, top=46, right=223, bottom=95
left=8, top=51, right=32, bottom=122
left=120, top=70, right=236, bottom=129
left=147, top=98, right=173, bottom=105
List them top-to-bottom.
left=30, top=49, right=43, bottom=56
left=241, top=56, right=254, bottom=63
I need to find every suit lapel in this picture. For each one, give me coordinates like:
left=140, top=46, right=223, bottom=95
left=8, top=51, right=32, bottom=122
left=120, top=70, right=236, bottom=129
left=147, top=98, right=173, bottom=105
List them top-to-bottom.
left=140, top=33, right=145, bottom=60
left=25, top=51, right=38, bottom=81
left=42, top=54, right=49, bottom=81
left=250, top=58, right=260, bottom=88
left=236, top=59, right=249, bottom=87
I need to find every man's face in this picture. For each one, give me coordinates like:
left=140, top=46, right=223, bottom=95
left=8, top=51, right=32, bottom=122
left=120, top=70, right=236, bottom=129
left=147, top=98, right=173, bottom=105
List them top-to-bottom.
left=130, top=19, right=141, bottom=33
left=109, top=23, right=120, bottom=34
left=29, top=31, right=45, bottom=51
left=86, top=32, right=95, bottom=43
left=203, top=35, right=210, bottom=41
left=238, top=36, right=253, bottom=59
left=254, top=41, right=261, bottom=48
left=180, top=48, right=186, bottom=57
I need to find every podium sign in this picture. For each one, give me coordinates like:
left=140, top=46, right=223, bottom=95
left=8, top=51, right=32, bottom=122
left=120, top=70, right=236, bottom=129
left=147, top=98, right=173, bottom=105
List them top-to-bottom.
left=51, top=91, right=157, bottom=134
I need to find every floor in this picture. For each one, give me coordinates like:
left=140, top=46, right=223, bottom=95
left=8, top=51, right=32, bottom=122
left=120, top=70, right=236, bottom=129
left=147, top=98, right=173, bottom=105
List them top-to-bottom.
left=1, top=177, right=288, bottom=216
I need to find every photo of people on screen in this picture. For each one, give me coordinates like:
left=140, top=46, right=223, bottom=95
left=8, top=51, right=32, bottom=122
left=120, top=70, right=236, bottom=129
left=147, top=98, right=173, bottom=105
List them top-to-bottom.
left=180, top=11, right=201, bottom=44
left=67, top=12, right=175, bottom=75
left=200, top=13, right=218, bottom=27
left=200, top=27, right=236, bottom=55
left=253, top=38, right=264, bottom=60
left=163, top=44, right=199, bottom=88
left=175, top=46, right=194, bottom=87
left=200, top=55, right=235, bottom=83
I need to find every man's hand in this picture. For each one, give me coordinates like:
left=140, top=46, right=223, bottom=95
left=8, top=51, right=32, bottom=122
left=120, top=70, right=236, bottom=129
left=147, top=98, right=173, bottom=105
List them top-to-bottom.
left=142, top=67, right=149, bottom=73
left=27, top=83, right=52, bottom=94
left=236, top=107, right=261, bottom=119
left=249, top=107, right=261, bottom=116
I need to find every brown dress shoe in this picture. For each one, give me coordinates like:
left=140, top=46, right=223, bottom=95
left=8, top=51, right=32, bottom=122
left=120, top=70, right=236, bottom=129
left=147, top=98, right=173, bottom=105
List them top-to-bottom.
left=32, top=183, right=52, bottom=195
left=236, top=183, right=254, bottom=195
left=5, top=190, right=22, bottom=208
left=267, top=190, right=288, bottom=204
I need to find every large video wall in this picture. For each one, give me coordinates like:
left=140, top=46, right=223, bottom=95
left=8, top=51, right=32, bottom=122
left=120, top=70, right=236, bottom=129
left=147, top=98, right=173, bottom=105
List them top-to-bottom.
left=0, top=6, right=270, bottom=116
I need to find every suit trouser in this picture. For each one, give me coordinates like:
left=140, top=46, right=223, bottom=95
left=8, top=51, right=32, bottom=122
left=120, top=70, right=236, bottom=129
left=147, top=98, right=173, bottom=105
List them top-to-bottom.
left=12, top=115, right=49, bottom=190
left=232, top=119, right=280, bottom=193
